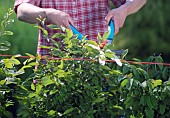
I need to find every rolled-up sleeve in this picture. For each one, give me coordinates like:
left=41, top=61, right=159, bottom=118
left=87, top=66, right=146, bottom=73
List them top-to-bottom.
left=14, top=0, right=41, bottom=13
left=112, top=0, right=126, bottom=7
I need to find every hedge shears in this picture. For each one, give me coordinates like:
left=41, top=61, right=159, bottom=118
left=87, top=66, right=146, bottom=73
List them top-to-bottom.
left=69, top=19, right=123, bottom=55
left=70, top=19, right=115, bottom=43
left=69, top=20, right=123, bottom=66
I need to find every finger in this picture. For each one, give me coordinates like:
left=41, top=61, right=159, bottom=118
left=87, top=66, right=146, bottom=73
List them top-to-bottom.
left=105, top=11, right=113, bottom=24
left=68, top=17, right=74, bottom=26
left=112, top=17, right=119, bottom=35
left=65, top=20, right=71, bottom=30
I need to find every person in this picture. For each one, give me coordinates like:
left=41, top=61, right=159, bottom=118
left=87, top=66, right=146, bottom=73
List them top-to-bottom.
left=14, top=0, right=146, bottom=57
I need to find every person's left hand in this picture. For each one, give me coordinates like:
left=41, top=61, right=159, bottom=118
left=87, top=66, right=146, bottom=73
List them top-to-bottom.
left=105, top=6, right=128, bottom=35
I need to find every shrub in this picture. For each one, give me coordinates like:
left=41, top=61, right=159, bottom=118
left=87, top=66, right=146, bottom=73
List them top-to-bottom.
left=15, top=26, right=170, bottom=118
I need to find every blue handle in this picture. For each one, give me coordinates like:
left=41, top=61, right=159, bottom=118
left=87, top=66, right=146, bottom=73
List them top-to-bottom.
left=70, top=19, right=115, bottom=40
left=107, top=19, right=115, bottom=41
left=70, top=24, right=87, bottom=40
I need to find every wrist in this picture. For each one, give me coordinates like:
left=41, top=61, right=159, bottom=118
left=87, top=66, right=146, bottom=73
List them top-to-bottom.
left=121, top=0, right=133, bottom=15
left=43, top=8, right=53, bottom=23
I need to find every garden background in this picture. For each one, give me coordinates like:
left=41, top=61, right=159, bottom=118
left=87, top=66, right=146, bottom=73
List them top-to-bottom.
left=0, top=0, right=170, bottom=63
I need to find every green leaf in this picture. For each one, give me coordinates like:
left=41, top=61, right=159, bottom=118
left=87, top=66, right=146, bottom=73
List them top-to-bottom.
left=1, top=21, right=5, bottom=30
left=47, top=24, right=60, bottom=30
left=35, top=25, right=48, bottom=36
left=66, top=29, right=73, bottom=38
left=3, top=31, right=13, bottom=35
left=102, top=31, right=110, bottom=40
left=52, top=33, right=61, bottom=39
left=97, top=33, right=102, bottom=42
left=0, top=40, right=11, bottom=46
left=86, top=40, right=98, bottom=46
left=104, top=43, right=114, bottom=50
left=0, top=45, right=9, bottom=51
left=39, top=45, right=50, bottom=49
left=121, top=49, right=128, bottom=59
left=105, top=50, right=115, bottom=58
left=25, top=53, right=35, bottom=58
left=12, top=54, right=22, bottom=58
left=155, top=56, right=163, bottom=70
left=10, top=58, right=21, bottom=65
left=132, top=58, right=142, bottom=63
left=3, top=59, right=13, bottom=68
left=58, top=60, right=64, bottom=69
left=28, top=62, right=38, bottom=67
left=100, top=65, right=111, bottom=71
left=123, top=65, right=129, bottom=74
left=130, top=65, right=139, bottom=78
left=162, top=67, right=168, bottom=80
left=137, top=68, right=149, bottom=79
left=54, top=70, right=65, bottom=78
left=109, top=70, right=122, bottom=75
left=42, top=76, right=54, bottom=86
left=121, top=79, right=128, bottom=88
left=128, top=79, right=134, bottom=90
left=151, top=79, right=162, bottom=88
left=0, top=80, right=5, bottom=85
left=31, top=83, right=35, bottom=90
left=36, top=84, right=42, bottom=93
left=19, top=85, right=28, bottom=92
left=50, top=89, right=58, bottom=95
left=28, top=93, right=36, bottom=98
left=140, top=95, right=147, bottom=106
left=150, top=95, right=158, bottom=107
left=146, top=96, right=154, bottom=109
left=125, top=97, right=134, bottom=108
left=92, top=98, right=105, bottom=104
left=159, top=104, right=166, bottom=114
left=113, top=105, right=123, bottom=110
left=145, top=107, right=153, bottom=118
left=63, top=108, right=75, bottom=115
left=48, top=110, right=56, bottom=115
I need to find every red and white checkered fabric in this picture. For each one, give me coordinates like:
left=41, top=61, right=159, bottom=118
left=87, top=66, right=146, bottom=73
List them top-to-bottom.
left=14, top=0, right=126, bottom=56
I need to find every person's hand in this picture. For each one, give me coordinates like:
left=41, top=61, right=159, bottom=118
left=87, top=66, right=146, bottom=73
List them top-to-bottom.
left=105, top=6, right=128, bottom=35
left=45, top=8, right=74, bottom=29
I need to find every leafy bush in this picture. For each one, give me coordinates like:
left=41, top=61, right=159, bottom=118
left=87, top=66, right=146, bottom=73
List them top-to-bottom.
left=0, top=8, right=35, bottom=118
left=0, top=8, right=15, bottom=118
left=15, top=26, right=170, bottom=118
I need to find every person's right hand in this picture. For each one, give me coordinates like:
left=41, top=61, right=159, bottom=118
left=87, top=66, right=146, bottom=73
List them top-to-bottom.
left=45, top=8, right=74, bottom=29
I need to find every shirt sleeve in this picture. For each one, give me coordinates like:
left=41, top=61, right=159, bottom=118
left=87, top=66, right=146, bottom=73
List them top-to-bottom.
left=14, top=0, right=41, bottom=13
left=112, top=0, right=126, bottom=8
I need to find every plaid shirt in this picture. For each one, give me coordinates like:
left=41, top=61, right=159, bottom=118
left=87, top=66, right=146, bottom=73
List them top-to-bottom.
left=14, top=0, right=126, bottom=56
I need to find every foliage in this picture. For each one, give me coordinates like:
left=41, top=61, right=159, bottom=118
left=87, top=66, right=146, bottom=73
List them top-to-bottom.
left=0, top=0, right=38, bottom=56
left=0, top=8, right=14, bottom=51
left=0, top=8, right=15, bottom=118
left=0, top=9, right=36, bottom=118
left=13, top=25, right=170, bottom=118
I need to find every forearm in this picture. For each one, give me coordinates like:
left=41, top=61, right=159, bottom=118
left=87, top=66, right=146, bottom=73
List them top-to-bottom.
left=121, top=0, right=147, bottom=15
left=16, top=3, right=73, bottom=29
left=17, top=3, right=48, bottom=24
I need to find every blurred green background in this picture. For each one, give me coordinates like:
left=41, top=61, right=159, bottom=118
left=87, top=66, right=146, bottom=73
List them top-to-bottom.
left=0, top=0, right=170, bottom=62
left=0, top=0, right=38, bottom=56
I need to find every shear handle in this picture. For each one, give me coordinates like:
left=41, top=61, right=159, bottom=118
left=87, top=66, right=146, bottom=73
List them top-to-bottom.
left=70, top=19, right=115, bottom=41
